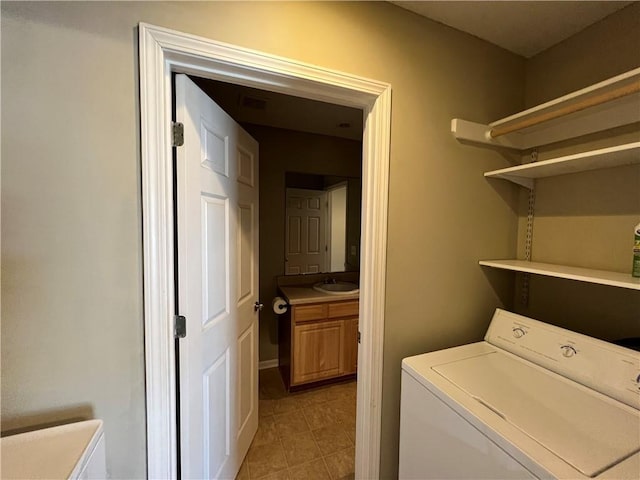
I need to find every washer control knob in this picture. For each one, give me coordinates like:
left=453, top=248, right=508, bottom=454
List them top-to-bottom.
left=512, top=327, right=526, bottom=339
left=561, top=345, right=577, bottom=358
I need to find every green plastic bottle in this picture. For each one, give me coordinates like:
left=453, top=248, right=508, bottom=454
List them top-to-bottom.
left=633, top=222, right=640, bottom=278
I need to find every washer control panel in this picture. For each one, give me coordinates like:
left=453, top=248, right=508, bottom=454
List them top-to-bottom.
left=486, top=309, right=640, bottom=410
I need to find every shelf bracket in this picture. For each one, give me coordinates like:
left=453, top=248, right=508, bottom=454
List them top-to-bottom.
left=451, top=119, right=524, bottom=150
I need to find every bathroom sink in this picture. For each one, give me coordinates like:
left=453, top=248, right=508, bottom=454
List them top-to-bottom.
left=313, top=282, right=359, bottom=295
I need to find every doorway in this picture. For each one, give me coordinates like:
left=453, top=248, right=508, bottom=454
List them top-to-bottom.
left=139, top=23, right=390, bottom=479
left=188, top=78, right=364, bottom=477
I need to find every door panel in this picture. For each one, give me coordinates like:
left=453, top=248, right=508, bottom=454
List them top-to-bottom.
left=176, top=74, right=259, bottom=479
left=201, top=121, right=228, bottom=175
left=237, top=146, right=255, bottom=186
left=202, top=195, right=228, bottom=327
left=238, top=203, right=253, bottom=302
left=288, top=216, right=302, bottom=255
left=308, top=216, right=321, bottom=253
left=237, top=323, right=255, bottom=436
left=203, top=350, right=230, bottom=479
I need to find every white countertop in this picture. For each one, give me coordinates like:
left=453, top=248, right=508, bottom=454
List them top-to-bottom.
left=279, top=286, right=359, bottom=305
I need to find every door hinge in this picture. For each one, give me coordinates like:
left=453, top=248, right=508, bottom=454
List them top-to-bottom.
left=172, top=122, right=184, bottom=147
left=174, top=315, right=187, bottom=339
left=357, top=331, right=361, bottom=344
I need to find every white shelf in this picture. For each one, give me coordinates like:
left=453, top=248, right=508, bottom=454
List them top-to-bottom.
left=452, top=67, right=640, bottom=150
left=463, top=68, right=640, bottom=294
left=484, top=142, right=640, bottom=188
left=479, top=260, right=640, bottom=291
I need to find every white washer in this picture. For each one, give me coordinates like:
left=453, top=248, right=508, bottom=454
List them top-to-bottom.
left=399, top=309, right=640, bottom=479
left=1, top=419, right=106, bottom=479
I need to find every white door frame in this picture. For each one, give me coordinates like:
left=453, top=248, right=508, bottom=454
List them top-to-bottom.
left=139, top=23, right=391, bottom=479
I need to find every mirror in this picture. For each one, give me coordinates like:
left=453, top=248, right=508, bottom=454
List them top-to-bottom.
left=284, top=172, right=361, bottom=275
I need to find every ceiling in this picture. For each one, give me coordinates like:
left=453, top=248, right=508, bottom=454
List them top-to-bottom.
left=194, top=1, right=635, bottom=140
left=390, top=1, right=634, bottom=58
left=192, top=77, right=364, bottom=141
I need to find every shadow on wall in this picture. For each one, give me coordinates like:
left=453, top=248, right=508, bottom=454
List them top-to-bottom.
left=480, top=266, right=516, bottom=311
left=1, top=403, right=94, bottom=437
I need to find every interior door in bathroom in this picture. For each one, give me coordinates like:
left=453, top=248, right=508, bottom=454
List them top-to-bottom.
left=175, top=74, right=259, bottom=479
left=285, top=188, right=328, bottom=274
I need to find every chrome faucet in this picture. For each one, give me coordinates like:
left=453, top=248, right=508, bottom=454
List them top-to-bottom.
left=324, top=276, right=337, bottom=284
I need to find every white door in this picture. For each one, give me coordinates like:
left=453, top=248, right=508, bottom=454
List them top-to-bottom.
left=176, top=74, right=259, bottom=479
left=285, top=188, right=328, bottom=274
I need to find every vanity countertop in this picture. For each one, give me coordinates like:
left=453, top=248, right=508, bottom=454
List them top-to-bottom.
left=279, top=285, right=359, bottom=305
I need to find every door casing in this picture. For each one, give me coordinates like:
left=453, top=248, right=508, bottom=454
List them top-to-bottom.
left=139, top=23, right=391, bottom=479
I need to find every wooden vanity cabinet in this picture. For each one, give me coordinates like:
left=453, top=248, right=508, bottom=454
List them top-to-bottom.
left=280, top=299, right=359, bottom=388
left=343, top=317, right=359, bottom=375
left=292, top=320, right=344, bottom=384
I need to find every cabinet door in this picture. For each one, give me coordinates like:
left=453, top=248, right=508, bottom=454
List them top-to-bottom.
left=344, top=318, right=359, bottom=375
left=292, top=321, right=344, bottom=384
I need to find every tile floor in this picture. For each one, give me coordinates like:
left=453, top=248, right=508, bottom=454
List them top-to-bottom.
left=236, top=368, right=357, bottom=480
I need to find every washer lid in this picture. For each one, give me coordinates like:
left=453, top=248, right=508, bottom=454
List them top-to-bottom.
left=433, top=351, right=640, bottom=478
left=1, top=420, right=103, bottom=479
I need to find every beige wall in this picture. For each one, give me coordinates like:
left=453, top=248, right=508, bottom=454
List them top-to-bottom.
left=1, top=2, right=524, bottom=477
left=525, top=2, right=640, bottom=107
left=513, top=3, right=640, bottom=341
left=244, top=125, right=362, bottom=363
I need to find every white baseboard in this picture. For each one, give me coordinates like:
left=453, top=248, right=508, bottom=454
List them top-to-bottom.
left=259, top=359, right=279, bottom=370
